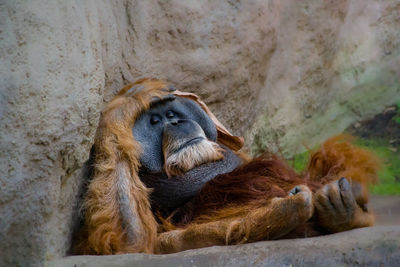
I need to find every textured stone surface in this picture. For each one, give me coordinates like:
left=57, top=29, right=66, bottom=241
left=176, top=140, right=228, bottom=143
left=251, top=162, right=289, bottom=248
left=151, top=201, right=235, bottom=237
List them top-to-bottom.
left=1, top=0, right=400, bottom=266
left=371, top=196, right=400, bottom=226
left=51, top=226, right=400, bottom=267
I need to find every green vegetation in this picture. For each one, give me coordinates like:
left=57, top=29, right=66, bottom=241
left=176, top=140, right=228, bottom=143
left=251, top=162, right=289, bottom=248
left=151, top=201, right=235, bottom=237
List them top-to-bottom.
left=291, top=138, right=400, bottom=195
left=355, top=139, right=400, bottom=195
left=292, top=151, right=309, bottom=173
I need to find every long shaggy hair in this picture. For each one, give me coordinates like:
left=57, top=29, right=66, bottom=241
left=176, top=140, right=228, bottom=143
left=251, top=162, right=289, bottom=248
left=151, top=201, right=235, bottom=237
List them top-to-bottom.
left=74, top=77, right=381, bottom=255
left=74, top=78, right=242, bottom=254
left=75, top=78, right=170, bottom=254
left=163, top=135, right=380, bottom=228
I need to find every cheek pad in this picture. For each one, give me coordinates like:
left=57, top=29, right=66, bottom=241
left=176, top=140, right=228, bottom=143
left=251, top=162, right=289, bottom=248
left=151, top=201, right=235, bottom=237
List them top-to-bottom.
left=176, top=98, right=217, bottom=142
left=132, top=114, right=164, bottom=172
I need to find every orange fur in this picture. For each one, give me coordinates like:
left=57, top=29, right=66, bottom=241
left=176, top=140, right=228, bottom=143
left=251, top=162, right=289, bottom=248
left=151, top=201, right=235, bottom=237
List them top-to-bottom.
left=74, top=78, right=381, bottom=255
left=76, top=79, right=170, bottom=254
left=304, top=134, right=380, bottom=206
left=305, top=135, right=380, bottom=185
left=155, top=136, right=380, bottom=252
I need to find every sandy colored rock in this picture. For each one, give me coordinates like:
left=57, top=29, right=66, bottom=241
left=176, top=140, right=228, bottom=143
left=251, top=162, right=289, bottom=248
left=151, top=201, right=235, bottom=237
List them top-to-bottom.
left=1, top=0, right=400, bottom=266
left=51, top=226, right=400, bottom=267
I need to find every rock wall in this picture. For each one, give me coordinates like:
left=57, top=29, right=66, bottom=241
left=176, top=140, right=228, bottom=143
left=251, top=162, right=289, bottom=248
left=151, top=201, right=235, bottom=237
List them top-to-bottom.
left=1, top=0, right=399, bottom=266
left=51, top=226, right=400, bottom=267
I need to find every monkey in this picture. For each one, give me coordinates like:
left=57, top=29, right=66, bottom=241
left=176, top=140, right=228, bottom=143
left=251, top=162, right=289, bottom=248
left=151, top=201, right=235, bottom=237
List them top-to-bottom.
left=72, top=78, right=380, bottom=255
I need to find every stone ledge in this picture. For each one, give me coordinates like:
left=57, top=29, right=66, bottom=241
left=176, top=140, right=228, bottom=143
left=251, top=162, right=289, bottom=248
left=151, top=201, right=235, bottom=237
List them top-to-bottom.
left=50, top=226, right=400, bottom=267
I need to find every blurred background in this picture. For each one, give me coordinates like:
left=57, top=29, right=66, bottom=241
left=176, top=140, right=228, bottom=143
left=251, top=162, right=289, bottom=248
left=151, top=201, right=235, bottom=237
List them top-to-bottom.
left=1, top=0, right=399, bottom=266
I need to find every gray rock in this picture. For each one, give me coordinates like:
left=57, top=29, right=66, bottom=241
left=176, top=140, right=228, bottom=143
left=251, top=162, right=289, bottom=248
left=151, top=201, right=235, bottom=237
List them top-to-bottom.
left=1, top=0, right=400, bottom=266
left=50, top=226, right=400, bottom=267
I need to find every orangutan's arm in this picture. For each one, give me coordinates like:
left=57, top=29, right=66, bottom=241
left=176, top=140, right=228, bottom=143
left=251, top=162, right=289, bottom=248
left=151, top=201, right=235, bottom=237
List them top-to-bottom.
left=156, top=185, right=313, bottom=253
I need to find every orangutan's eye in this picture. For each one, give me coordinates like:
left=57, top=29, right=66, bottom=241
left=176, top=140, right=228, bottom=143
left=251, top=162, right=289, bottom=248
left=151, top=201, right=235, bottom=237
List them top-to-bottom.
left=166, top=110, right=175, bottom=118
left=150, top=115, right=161, bottom=125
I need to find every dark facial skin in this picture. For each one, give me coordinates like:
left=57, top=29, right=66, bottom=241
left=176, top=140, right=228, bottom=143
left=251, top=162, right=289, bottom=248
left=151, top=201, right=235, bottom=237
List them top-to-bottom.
left=132, top=97, right=242, bottom=214
left=132, top=97, right=218, bottom=173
